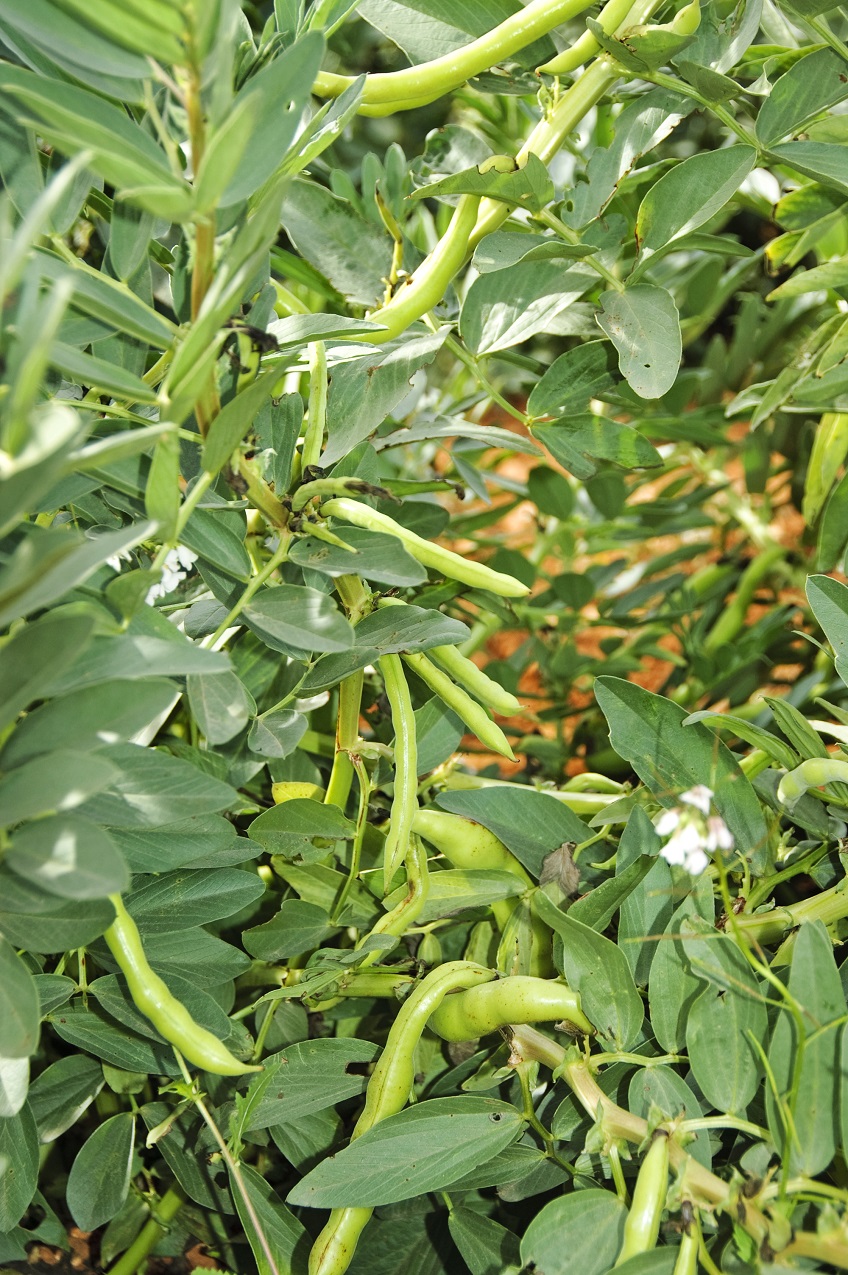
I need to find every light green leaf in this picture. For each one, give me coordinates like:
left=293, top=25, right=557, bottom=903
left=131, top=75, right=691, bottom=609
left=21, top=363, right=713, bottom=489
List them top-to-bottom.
left=757, top=48, right=848, bottom=146
left=635, top=146, right=756, bottom=258
left=411, top=154, right=554, bottom=211
left=461, top=260, right=596, bottom=354
left=596, top=285, right=681, bottom=399
left=527, top=341, right=618, bottom=419
left=202, top=369, right=283, bottom=477
left=533, top=416, right=662, bottom=481
left=289, top=529, right=427, bottom=587
left=244, top=585, right=355, bottom=655
left=187, top=671, right=255, bottom=745
left=595, top=677, right=770, bottom=871
left=0, top=750, right=119, bottom=827
left=436, top=786, right=590, bottom=878
left=249, top=799, right=356, bottom=861
left=8, top=815, right=129, bottom=900
left=681, top=916, right=767, bottom=1114
left=766, top=920, right=844, bottom=1175
left=0, top=938, right=39, bottom=1059
left=240, top=1039, right=380, bottom=1132
left=28, top=1056, right=104, bottom=1144
left=0, top=1102, right=39, bottom=1230
left=232, top=1164, right=310, bottom=1275
left=448, top=1207, right=521, bottom=1275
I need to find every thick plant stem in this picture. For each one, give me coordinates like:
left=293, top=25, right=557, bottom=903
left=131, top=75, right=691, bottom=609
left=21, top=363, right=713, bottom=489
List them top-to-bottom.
left=311, top=0, right=599, bottom=105
left=302, top=342, right=328, bottom=472
left=324, top=671, right=364, bottom=810
left=510, top=1027, right=773, bottom=1248
left=107, top=1185, right=184, bottom=1275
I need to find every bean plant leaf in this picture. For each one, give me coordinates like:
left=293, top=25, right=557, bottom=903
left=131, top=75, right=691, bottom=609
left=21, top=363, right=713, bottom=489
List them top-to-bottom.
left=596, top=285, right=681, bottom=399
left=595, top=677, right=770, bottom=872
left=535, top=891, right=644, bottom=1048
left=766, top=920, right=844, bottom=1175
left=288, top=1097, right=524, bottom=1207
left=66, top=1112, right=134, bottom=1232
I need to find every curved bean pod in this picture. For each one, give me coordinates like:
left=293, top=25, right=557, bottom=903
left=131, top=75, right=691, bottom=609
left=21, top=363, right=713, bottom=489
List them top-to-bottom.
left=311, top=0, right=596, bottom=105
left=363, top=194, right=481, bottom=341
left=320, top=498, right=529, bottom=598
left=429, top=643, right=521, bottom=716
left=401, top=650, right=515, bottom=759
left=104, top=896, right=260, bottom=1077
left=309, top=961, right=495, bottom=1275
left=428, top=975, right=593, bottom=1040
left=616, top=1132, right=669, bottom=1265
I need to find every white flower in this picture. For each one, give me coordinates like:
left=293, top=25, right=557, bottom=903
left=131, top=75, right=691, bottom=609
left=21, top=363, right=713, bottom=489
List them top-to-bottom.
left=145, top=546, right=199, bottom=605
left=106, top=548, right=133, bottom=572
left=679, top=785, right=713, bottom=815
left=654, top=786, right=731, bottom=877
left=654, top=808, right=681, bottom=837
left=705, top=814, right=734, bottom=852
left=661, top=820, right=703, bottom=866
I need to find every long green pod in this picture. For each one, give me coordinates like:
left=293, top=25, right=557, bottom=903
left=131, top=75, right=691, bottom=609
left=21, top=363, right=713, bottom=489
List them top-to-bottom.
left=311, top=0, right=596, bottom=105
left=538, top=0, right=639, bottom=73
left=363, top=194, right=481, bottom=342
left=321, top=498, right=530, bottom=597
left=377, top=599, right=521, bottom=716
left=429, top=643, right=521, bottom=716
left=401, top=650, right=516, bottom=759
left=377, top=653, right=419, bottom=886
left=104, top=896, right=260, bottom=1077
left=309, top=961, right=495, bottom=1275
left=428, top=975, right=593, bottom=1040
left=616, top=1133, right=669, bottom=1265
left=673, top=1221, right=700, bottom=1275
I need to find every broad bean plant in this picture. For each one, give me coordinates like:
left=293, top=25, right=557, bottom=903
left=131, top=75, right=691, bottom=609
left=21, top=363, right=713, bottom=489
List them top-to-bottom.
left=2, top=0, right=848, bottom=1272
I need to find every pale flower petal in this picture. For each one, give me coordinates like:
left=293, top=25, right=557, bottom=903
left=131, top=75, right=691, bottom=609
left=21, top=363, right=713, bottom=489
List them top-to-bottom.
left=680, top=785, right=713, bottom=815
left=654, top=809, right=681, bottom=836
left=706, top=815, right=734, bottom=851
left=660, top=821, right=701, bottom=866
left=684, top=846, right=710, bottom=876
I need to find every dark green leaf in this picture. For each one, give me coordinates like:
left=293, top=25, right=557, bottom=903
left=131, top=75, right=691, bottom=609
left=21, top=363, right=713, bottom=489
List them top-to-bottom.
left=535, top=892, right=644, bottom=1048
left=288, top=1097, right=523, bottom=1207
left=66, top=1113, right=134, bottom=1231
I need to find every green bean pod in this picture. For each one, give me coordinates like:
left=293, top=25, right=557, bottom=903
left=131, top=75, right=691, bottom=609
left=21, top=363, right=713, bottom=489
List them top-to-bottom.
left=311, top=0, right=596, bottom=105
left=538, top=0, right=637, bottom=74
left=365, top=194, right=482, bottom=340
left=320, top=498, right=530, bottom=598
left=702, top=543, right=784, bottom=652
left=429, top=643, right=521, bottom=716
left=401, top=650, right=516, bottom=759
left=377, top=653, right=418, bottom=885
left=777, top=757, right=848, bottom=809
left=411, top=809, right=532, bottom=883
left=411, top=809, right=553, bottom=973
left=104, top=896, right=260, bottom=1077
left=309, top=961, right=495, bottom=1275
left=428, top=975, right=593, bottom=1041
left=616, top=1132, right=669, bottom=1265
left=673, top=1220, right=699, bottom=1275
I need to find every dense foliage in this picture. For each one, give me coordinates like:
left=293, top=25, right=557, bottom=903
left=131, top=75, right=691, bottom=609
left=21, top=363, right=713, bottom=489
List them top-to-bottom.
left=3, top=0, right=848, bottom=1272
